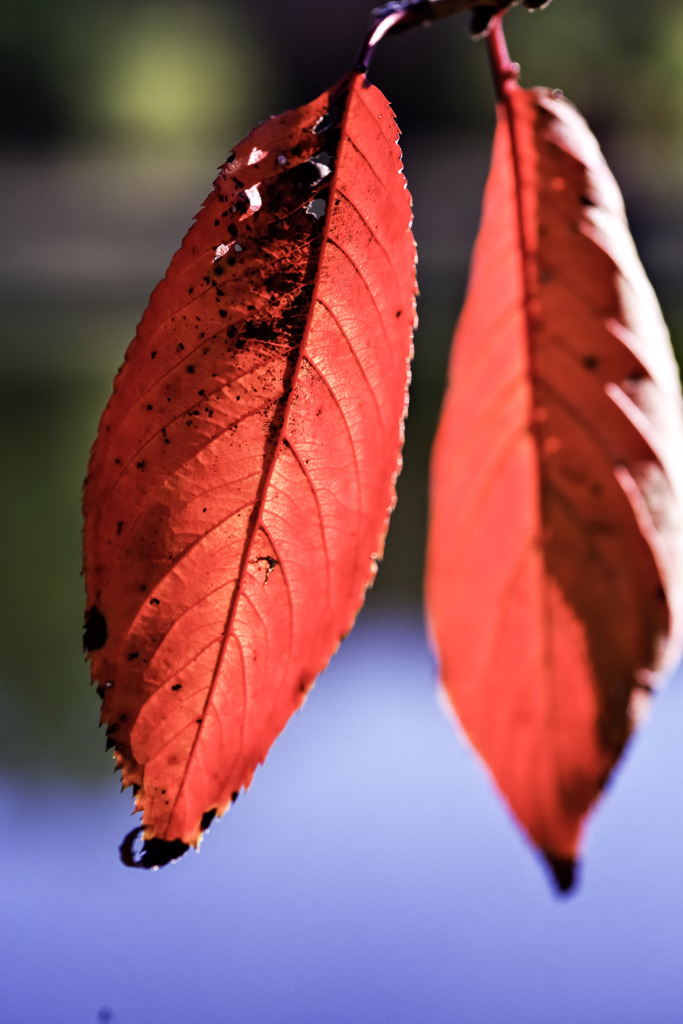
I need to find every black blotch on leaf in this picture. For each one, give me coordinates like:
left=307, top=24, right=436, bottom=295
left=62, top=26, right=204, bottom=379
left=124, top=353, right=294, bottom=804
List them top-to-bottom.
left=313, top=106, right=341, bottom=135
left=289, top=160, right=327, bottom=191
left=234, top=192, right=250, bottom=215
left=250, top=322, right=275, bottom=342
left=583, top=355, right=599, bottom=370
left=84, top=605, right=107, bottom=652
left=200, top=808, right=217, bottom=831
left=120, top=827, right=189, bottom=869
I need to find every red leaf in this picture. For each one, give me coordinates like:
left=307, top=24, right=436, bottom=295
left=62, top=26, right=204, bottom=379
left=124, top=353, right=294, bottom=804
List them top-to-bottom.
left=83, top=72, right=416, bottom=860
left=425, top=84, right=683, bottom=885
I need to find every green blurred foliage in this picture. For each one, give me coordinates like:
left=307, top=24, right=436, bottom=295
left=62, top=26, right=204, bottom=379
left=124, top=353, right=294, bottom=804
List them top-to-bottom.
left=1, top=0, right=682, bottom=777
left=1, top=0, right=269, bottom=153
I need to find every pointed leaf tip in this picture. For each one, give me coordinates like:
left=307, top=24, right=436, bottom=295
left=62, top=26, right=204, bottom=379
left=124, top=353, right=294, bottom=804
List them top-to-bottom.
left=120, top=827, right=190, bottom=869
left=545, top=853, right=577, bottom=895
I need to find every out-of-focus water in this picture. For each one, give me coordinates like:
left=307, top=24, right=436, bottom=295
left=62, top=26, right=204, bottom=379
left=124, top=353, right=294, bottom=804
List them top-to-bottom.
left=1, top=614, right=682, bottom=1024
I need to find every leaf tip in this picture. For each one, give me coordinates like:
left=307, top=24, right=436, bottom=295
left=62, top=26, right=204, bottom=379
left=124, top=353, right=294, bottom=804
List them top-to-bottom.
left=119, top=827, right=190, bottom=870
left=544, top=852, right=578, bottom=895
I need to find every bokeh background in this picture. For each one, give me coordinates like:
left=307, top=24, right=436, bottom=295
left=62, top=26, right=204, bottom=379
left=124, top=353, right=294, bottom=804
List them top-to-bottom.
left=2, top=1, right=683, bottom=1021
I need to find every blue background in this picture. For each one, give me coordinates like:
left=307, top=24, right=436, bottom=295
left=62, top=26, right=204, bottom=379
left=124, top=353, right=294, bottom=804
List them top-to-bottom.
left=2, top=616, right=682, bottom=1024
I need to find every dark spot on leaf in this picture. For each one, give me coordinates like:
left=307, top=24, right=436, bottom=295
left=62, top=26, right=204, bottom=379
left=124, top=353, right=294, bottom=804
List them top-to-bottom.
left=313, top=107, right=341, bottom=134
left=290, top=160, right=327, bottom=191
left=234, top=192, right=250, bottom=215
left=228, top=223, right=238, bottom=238
left=219, top=309, right=228, bottom=318
left=250, top=322, right=275, bottom=342
left=151, top=351, right=157, bottom=359
left=583, top=355, right=599, bottom=370
left=186, top=365, right=195, bottom=374
left=147, top=404, right=153, bottom=410
left=136, top=460, right=145, bottom=470
left=116, top=521, right=124, bottom=536
left=150, top=597, right=160, bottom=605
left=84, top=605, right=107, bottom=652
left=128, top=651, right=139, bottom=661
left=171, top=683, right=182, bottom=691
left=201, top=808, right=217, bottom=831
left=120, top=828, right=189, bottom=869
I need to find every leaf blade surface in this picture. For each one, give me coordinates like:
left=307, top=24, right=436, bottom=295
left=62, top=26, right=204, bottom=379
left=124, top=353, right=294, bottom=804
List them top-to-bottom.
left=84, top=73, right=416, bottom=855
left=426, top=86, right=683, bottom=880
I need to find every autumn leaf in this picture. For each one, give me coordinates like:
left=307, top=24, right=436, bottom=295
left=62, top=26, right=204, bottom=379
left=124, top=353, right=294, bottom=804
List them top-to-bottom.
left=425, top=31, right=683, bottom=889
left=83, top=71, right=416, bottom=865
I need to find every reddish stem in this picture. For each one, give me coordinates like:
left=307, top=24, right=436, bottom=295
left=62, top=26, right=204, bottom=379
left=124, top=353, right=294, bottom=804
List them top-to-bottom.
left=486, top=14, right=520, bottom=102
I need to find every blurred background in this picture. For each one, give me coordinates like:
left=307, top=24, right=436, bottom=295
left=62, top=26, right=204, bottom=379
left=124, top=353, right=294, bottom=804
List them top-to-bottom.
left=2, top=1, right=683, bottom=1021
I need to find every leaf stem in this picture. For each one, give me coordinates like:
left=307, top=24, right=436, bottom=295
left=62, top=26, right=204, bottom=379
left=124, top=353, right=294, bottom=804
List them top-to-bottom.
left=357, top=0, right=481, bottom=72
left=357, top=0, right=553, bottom=72
left=486, top=14, right=520, bottom=102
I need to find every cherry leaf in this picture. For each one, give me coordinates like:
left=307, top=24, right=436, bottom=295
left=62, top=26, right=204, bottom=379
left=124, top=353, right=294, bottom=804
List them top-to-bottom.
left=84, top=71, right=416, bottom=864
left=426, top=85, right=683, bottom=888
